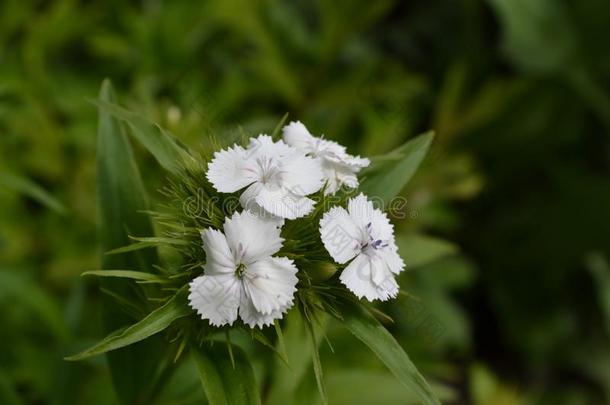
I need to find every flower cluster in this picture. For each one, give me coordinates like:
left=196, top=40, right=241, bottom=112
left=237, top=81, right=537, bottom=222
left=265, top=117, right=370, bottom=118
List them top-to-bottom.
left=188, top=121, right=405, bottom=328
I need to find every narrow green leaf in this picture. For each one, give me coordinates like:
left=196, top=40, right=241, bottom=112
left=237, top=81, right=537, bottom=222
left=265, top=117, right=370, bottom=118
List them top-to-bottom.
left=95, top=79, right=168, bottom=404
left=91, top=98, right=194, bottom=174
left=270, top=112, right=289, bottom=140
left=359, top=131, right=434, bottom=204
left=0, top=172, right=66, bottom=214
left=106, top=237, right=189, bottom=255
left=82, top=270, right=167, bottom=283
left=100, top=287, right=146, bottom=320
left=66, top=288, right=191, bottom=361
left=342, top=305, right=441, bottom=405
left=265, top=310, right=316, bottom=405
left=273, top=320, right=289, bottom=368
left=306, top=321, right=328, bottom=405
left=249, top=329, right=290, bottom=368
left=225, top=331, right=236, bottom=370
left=192, top=342, right=261, bottom=405
left=151, top=356, right=206, bottom=405
left=326, top=370, right=457, bottom=404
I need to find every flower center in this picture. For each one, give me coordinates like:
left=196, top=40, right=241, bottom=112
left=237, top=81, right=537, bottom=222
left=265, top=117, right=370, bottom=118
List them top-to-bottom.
left=256, top=157, right=281, bottom=186
left=361, top=222, right=388, bottom=251
left=235, top=262, right=246, bottom=279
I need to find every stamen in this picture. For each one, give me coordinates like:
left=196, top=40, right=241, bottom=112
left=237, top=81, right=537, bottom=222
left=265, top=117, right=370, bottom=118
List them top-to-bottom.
left=256, top=156, right=280, bottom=185
left=370, top=239, right=388, bottom=250
left=235, top=263, right=246, bottom=278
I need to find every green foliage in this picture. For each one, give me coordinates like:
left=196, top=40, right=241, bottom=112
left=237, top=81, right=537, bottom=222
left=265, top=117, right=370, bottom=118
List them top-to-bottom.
left=1, top=0, right=609, bottom=403
left=487, top=0, right=578, bottom=73
left=487, top=0, right=610, bottom=131
left=96, top=80, right=167, bottom=404
left=69, top=92, right=440, bottom=403
left=91, top=98, right=196, bottom=174
left=360, top=131, right=434, bottom=204
left=396, top=233, right=458, bottom=269
left=0, top=269, right=67, bottom=341
left=82, top=270, right=170, bottom=284
left=66, top=287, right=191, bottom=361
left=342, top=304, right=441, bottom=405
left=306, top=321, right=328, bottom=405
left=192, top=341, right=261, bottom=405
left=0, top=369, right=22, bottom=405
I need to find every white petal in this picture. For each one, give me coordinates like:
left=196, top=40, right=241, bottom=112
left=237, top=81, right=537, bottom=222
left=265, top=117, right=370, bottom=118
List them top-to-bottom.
left=282, top=121, right=315, bottom=153
left=282, top=121, right=369, bottom=195
left=246, top=134, right=294, bottom=160
left=316, top=138, right=347, bottom=157
left=207, top=145, right=257, bottom=193
left=319, top=148, right=369, bottom=195
left=325, top=152, right=370, bottom=169
left=280, top=153, right=324, bottom=196
left=347, top=155, right=370, bottom=168
left=321, top=161, right=359, bottom=195
left=335, top=171, right=359, bottom=189
left=322, top=173, right=341, bottom=195
left=239, top=182, right=285, bottom=226
left=239, top=182, right=264, bottom=212
left=255, top=186, right=315, bottom=219
left=346, top=193, right=394, bottom=241
left=347, top=193, right=375, bottom=228
left=319, top=206, right=361, bottom=264
left=369, top=210, right=395, bottom=243
left=223, top=211, right=283, bottom=264
left=201, top=228, right=235, bottom=275
left=383, top=244, right=405, bottom=275
left=339, top=254, right=399, bottom=301
left=242, top=257, right=298, bottom=315
left=188, top=274, right=241, bottom=326
left=239, top=284, right=292, bottom=328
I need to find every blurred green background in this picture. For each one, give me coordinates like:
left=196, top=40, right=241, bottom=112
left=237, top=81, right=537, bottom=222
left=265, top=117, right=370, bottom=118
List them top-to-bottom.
left=1, top=0, right=610, bottom=404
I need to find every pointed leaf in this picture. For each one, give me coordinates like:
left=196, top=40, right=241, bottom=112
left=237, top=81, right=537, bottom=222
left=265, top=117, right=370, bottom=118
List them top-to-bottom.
left=96, top=79, right=166, bottom=403
left=91, top=98, right=194, bottom=174
left=270, top=112, right=289, bottom=140
left=359, top=131, right=434, bottom=204
left=106, top=237, right=189, bottom=255
left=82, top=270, right=168, bottom=283
left=66, top=288, right=191, bottom=361
left=342, top=305, right=441, bottom=405
left=266, top=310, right=320, bottom=405
left=273, top=320, right=289, bottom=367
left=306, top=321, right=328, bottom=405
left=250, top=329, right=289, bottom=368
left=192, top=342, right=261, bottom=405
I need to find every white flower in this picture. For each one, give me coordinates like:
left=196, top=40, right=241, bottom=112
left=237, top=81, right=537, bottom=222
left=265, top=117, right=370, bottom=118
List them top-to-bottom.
left=282, top=121, right=370, bottom=195
left=207, top=135, right=324, bottom=220
left=319, top=194, right=404, bottom=301
left=188, top=211, right=299, bottom=328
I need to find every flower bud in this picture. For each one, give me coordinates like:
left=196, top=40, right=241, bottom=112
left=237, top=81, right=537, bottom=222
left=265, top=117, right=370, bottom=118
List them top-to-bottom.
left=306, top=261, right=338, bottom=282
